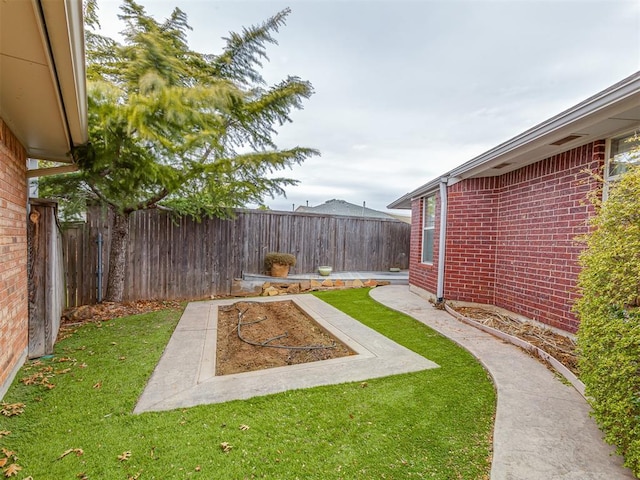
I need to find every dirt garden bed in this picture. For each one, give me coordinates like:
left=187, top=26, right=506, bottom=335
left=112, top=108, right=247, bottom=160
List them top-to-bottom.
left=215, top=300, right=354, bottom=375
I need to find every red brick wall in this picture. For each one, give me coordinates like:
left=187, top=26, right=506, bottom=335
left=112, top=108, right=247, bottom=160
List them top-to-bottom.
left=0, top=118, right=28, bottom=394
left=409, top=141, right=604, bottom=332
left=493, top=142, right=603, bottom=332
left=445, top=177, right=499, bottom=304
left=409, top=196, right=438, bottom=295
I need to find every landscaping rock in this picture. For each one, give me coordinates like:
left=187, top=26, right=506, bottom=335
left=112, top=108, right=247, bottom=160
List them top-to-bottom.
left=231, top=279, right=263, bottom=297
left=263, top=286, right=280, bottom=296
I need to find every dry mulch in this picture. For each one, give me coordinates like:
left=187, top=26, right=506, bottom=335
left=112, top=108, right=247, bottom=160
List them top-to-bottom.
left=62, top=300, right=184, bottom=326
left=216, top=300, right=354, bottom=375
left=451, top=307, right=579, bottom=375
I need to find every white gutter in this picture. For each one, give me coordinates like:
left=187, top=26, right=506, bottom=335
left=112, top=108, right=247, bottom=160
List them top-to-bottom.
left=61, top=0, right=89, bottom=145
left=436, top=178, right=448, bottom=302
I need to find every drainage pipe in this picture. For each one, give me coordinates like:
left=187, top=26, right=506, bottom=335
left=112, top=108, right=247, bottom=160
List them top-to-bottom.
left=436, top=177, right=448, bottom=302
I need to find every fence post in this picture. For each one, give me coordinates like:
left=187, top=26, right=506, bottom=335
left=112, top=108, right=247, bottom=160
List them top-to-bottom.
left=96, top=232, right=103, bottom=303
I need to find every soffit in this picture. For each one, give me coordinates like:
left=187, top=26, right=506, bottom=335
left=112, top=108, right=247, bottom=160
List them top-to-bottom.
left=0, top=0, right=87, bottom=162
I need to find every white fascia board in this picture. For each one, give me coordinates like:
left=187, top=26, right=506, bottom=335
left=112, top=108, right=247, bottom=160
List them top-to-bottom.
left=62, top=0, right=88, bottom=145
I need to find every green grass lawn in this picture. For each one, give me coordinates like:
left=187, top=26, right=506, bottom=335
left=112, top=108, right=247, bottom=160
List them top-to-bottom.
left=0, top=289, right=495, bottom=479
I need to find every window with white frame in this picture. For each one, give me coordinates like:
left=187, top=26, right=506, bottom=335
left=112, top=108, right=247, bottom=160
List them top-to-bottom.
left=606, top=130, right=640, bottom=183
left=422, top=194, right=436, bottom=264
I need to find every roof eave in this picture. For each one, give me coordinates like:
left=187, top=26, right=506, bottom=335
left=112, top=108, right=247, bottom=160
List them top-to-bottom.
left=0, top=0, right=88, bottom=163
left=38, top=0, right=89, bottom=160
left=389, top=71, right=640, bottom=208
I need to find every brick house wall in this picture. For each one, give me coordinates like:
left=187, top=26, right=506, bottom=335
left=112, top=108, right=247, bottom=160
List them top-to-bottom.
left=0, top=118, right=28, bottom=395
left=409, top=140, right=604, bottom=333
left=493, top=141, right=603, bottom=332
left=446, top=177, right=500, bottom=305
left=409, top=197, right=438, bottom=295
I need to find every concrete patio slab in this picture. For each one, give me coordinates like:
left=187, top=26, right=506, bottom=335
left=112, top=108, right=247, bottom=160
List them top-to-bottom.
left=243, top=270, right=409, bottom=284
left=134, top=294, right=438, bottom=413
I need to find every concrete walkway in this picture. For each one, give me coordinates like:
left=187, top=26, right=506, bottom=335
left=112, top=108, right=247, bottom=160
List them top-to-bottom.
left=370, top=285, right=635, bottom=480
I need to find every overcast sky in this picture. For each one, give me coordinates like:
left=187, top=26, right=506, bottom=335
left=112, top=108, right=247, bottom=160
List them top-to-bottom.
left=96, top=0, right=640, bottom=214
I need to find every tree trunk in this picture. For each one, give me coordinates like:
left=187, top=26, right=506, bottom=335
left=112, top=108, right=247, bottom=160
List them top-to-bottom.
left=104, top=208, right=130, bottom=303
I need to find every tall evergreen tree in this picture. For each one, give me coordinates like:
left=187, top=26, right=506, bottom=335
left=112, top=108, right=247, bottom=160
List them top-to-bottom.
left=41, top=1, right=317, bottom=302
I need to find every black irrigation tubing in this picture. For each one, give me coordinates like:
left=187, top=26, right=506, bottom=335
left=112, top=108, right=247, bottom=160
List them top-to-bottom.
left=234, top=303, right=336, bottom=351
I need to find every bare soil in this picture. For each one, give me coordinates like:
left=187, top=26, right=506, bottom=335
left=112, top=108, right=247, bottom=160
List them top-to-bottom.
left=216, top=300, right=354, bottom=375
left=451, top=306, right=578, bottom=375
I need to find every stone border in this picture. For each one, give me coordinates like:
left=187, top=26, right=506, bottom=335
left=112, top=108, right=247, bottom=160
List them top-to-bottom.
left=231, top=278, right=391, bottom=297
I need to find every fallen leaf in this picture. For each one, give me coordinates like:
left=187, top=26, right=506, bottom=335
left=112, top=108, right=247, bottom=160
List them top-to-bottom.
left=92, top=382, right=102, bottom=389
left=360, top=382, right=368, bottom=388
left=0, top=403, right=24, bottom=417
left=239, top=424, right=250, bottom=431
left=0, top=432, right=9, bottom=439
left=220, top=442, right=232, bottom=453
left=58, top=448, right=84, bottom=460
left=0, top=449, right=14, bottom=458
left=118, top=451, right=131, bottom=462
left=0, top=459, right=6, bottom=468
left=3, top=463, right=22, bottom=477
left=195, top=465, right=201, bottom=472
left=127, top=472, right=141, bottom=480
left=76, top=473, right=88, bottom=480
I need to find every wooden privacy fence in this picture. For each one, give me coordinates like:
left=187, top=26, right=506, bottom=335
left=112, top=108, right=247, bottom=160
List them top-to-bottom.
left=28, top=199, right=65, bottom=357
left=62, top=208, right=410, bottom=307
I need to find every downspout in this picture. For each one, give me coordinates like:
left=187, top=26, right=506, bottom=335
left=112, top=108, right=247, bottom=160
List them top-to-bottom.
left=436, top=177, right=448, bottom=303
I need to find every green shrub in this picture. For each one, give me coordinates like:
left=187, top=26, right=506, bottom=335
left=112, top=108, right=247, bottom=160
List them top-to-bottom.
left=576, top=164, right=640, bottom=476
left=264, top=252, right=296, bottom=268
